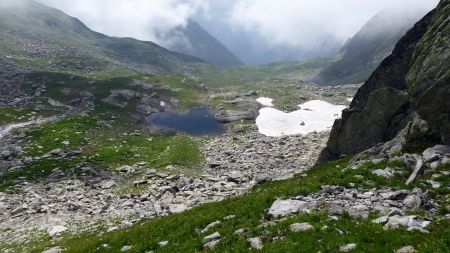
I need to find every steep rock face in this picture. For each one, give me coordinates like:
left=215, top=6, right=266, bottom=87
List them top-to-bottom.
left=319, top=0, right=449, bottom=161
left=317, top=7, right=432, bottom=85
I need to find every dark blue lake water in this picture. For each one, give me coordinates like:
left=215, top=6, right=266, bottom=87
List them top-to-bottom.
left=147, top=107, right=226, bottom=136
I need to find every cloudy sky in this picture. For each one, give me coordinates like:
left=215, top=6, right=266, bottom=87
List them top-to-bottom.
left=37, top=0, right=439, bottom=63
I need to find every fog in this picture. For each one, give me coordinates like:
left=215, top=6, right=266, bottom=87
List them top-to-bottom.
left=35, top=0, right=439, bottom=64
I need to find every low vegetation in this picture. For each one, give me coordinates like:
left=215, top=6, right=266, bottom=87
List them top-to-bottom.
left=21, top=159, right=449, bottom=252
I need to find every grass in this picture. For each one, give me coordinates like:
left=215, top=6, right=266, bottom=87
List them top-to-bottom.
left=195, top=59, right=332, bottom=87
left=26, top=72, right=205, bottom=112
left=0, top=107, right=59, bottom=125
left=0, top=113, right=204, bottom=192
left=17, top=159, right=449, bottom=253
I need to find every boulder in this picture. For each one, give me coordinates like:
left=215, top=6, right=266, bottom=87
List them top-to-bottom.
left=268, top=199, right=312, bottom=217
left=289, top=222, right=314, bottom=232
left=48, top=225, right=68, bottom=237
left=248, top=237, right=263, bottom=250
left=339, top=243, right=357, bottom=252
left=397, top=246, right=416, bottom=253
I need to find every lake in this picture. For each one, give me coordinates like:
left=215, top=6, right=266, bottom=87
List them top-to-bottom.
left=147, top=107, right=226, bottom=136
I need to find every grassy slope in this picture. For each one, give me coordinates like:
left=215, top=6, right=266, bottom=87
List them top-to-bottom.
left=196, top=59, right=332, bottom=87
left=22, top=159, right=449, bottom=253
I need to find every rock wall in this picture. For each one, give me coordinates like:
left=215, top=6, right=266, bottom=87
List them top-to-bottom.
left=320, top=0, right=450, bottom=161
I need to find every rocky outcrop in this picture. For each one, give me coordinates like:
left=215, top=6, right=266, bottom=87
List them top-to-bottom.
left=320, top=0, right=450, bottom=162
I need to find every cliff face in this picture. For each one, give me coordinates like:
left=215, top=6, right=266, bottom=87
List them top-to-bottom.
left=320, top=0, right=449, bottom=161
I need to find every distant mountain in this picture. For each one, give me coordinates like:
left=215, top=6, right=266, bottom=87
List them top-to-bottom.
left=0, top=0, right=203, bottom=76
left=320, top=0, right=449, bottom=161
left=316, top=7, right=431, bottom=85
left=160, top=20, right=243, bottom=67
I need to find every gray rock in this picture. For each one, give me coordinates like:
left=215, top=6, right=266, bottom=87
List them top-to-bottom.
left=422, top=145, right=450, bottom=163
left=406, top=158, right=425, bottom=185
left=372, top=168, right=393, bottom=179
left=403, top=195, right=422, bottom=210
left=268, top=199, right=312, bottom=217
left=201, top=221, right=221, bottom=234
left=289, top=222, right=314, bottom=232
left=47, top=225, right=67, bottom=237
left=233, top=228, right=246, bottom=237
left=203, top=232, right=221, bottom=244
left=248, top=237, right=263, bottom=250
left=158, top=241, right=168, bottom=247
left=339, top=243, right=357, bottom=252
left=120, top=245, right=132, bottom=252
left=396, top=246, right=416, bottom=253
left=41, top=247, right=63, bottom=253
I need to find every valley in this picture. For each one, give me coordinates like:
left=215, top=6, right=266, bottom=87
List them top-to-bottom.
left=0, top=0, right=449, bottom=252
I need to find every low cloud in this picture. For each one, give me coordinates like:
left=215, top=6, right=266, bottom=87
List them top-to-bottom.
left=38, top=0, right=207, bottom=44
left=228, top=0, right=439, bottom=50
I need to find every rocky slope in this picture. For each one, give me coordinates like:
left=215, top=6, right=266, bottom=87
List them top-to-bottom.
left=0, top=0, right=202, bottom=76
left=320, top=0, right=449, bottom=161
left=316, top=6, right=432, bottom=85
left=161, top=20, right=244, bottom=67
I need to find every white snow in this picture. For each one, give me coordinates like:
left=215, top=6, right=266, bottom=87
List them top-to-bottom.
left=256, top=97, right=274, bottom=107
left=346, top=97, right=353, bottom=102
left=256, top=100, right=346, bottom=137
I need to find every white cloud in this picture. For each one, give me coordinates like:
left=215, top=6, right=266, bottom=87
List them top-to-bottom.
left=38, top=0, right=207, bottom=43
left=228, top=0, right=439, bottom=49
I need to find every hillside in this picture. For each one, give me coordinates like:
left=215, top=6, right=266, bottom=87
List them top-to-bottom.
left=0, top=0, right=202, bottom=77
left=320, top=0, right=449, bottom=161
left=316, top=7, right=430, bottom=85
left=162, top=20, right=244, bottom=67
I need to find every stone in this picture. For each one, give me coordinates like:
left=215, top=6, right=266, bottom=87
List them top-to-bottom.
left=422, top=145, right=450, bottom=163
left=49, top=149, right=63, bottom=157
left=1, top=150, right=11, bottom=159
left=406, top=158, right=425, bottom=185
left=118, top=165, right=133, bottom=173
left=372, top=168, right=393, bottom=179
left=388, top=190, right=410, bottom=200
left=403, top=195, right=422, bottom=210
left=268, top=199, right=311, bottom=217
left=168, top=204, right=188, bottom=214
left=223, top=215, right=236, bottom=220
left=372, top=216, right=389, bottom=224
left=201, top=221, right=221, bottom=234
left=289, top=222, right=314, bottom=232
left=48, top=225, right=68, bottom=237
left=234, top=228, right=246, bottom=237
left=204, top=232, right=221, bottom=244
left=248, top=237, right=263, bottom=250
left=204, top=239, right=221, bottom=249
left=158, top=241, right=168, bottom=247
left=339, top=243, right=357, bottom=252
left=120, top=246, right=132, bottom=252
left=396, top=246, right=416, bottom=253
left=42, top=247, right=63, bottom=253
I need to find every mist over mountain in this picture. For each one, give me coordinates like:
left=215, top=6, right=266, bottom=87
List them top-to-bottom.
left=0, top=0, right=202, bottom=75
left=316, top=6, right=433, bottom=85
left=159, top=20, right=243, bottom=67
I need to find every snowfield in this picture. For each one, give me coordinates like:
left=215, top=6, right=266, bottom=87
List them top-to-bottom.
left=256, top=97, right=274, bottom=107
left=256, top=100, right=347, bottom=137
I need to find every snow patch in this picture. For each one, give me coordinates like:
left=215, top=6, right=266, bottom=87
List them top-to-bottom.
left=256, top=97, right=274, bottom=107
left=346, top=97, right=353, bottom=102
left=256, top=100, right=346, bottom=137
